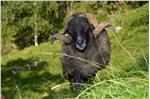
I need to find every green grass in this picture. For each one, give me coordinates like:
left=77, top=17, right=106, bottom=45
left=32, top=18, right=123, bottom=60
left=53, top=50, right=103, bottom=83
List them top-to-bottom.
left=1, top=4, right=148, bottom=99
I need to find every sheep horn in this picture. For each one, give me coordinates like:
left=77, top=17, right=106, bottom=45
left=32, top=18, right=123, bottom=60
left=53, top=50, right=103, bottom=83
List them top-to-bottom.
left=85, top=13, right=116, bottom=38
left=86, top=13, right=98, bottom=27
left=93, top=23, right=115, bottom=38
left=50, top=33, right=72, bottom=44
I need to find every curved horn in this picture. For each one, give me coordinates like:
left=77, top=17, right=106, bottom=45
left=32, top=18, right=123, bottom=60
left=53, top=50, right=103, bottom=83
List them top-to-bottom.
left=85, top=13, right=116, bottom=38
left=86, top=13, right=98, bottom=27
left=93, top=23, right=116, bottom=38
left=50, top=33, right=72, bottom=44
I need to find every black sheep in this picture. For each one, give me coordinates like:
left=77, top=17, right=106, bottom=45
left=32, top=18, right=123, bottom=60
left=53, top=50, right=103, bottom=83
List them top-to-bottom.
left=50, top=12, right=115, bottom=91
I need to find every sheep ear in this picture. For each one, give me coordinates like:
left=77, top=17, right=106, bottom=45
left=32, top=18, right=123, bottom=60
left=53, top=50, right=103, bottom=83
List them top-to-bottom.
left=93, top=23, right=115, bottom=38
left=50, top=33, right=72, bottom=44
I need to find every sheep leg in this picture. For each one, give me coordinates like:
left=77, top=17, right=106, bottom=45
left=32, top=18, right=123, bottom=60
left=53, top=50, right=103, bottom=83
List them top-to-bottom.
left=70, top=70, right=83, bottom=92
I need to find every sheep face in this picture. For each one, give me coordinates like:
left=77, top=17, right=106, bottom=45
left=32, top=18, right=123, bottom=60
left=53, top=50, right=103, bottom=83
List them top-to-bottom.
left=65, top=13, right=93, bottom=51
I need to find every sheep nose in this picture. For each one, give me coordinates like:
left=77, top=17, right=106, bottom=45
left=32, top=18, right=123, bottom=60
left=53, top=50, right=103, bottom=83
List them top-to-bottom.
left=77, top=38, right=84, bottom=44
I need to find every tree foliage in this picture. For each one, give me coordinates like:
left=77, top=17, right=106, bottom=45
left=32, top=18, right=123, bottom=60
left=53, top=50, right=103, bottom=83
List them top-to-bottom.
left=2, top=1, right=67, bottom=50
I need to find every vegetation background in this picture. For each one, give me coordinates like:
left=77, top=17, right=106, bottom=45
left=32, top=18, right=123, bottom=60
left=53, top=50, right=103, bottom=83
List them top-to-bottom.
left=1, top=1, right=149, bottom=99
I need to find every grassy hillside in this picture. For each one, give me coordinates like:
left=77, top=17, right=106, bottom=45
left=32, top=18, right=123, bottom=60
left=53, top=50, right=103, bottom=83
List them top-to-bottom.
left=1, top=4, right=148, bottom=99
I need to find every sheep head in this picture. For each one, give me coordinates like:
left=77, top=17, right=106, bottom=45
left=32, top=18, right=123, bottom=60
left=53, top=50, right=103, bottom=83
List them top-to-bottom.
left=50, top=13, right=115, bottom=51
left=64, top=13, right=93, bottom=51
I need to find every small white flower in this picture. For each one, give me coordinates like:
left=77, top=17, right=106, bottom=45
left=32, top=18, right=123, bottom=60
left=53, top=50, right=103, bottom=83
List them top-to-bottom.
left=115, top=26, right=122, bottom=33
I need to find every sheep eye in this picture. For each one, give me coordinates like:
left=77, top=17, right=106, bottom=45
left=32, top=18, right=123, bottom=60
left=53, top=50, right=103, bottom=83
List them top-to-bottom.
left=68, top=31, right=72, bottom=34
